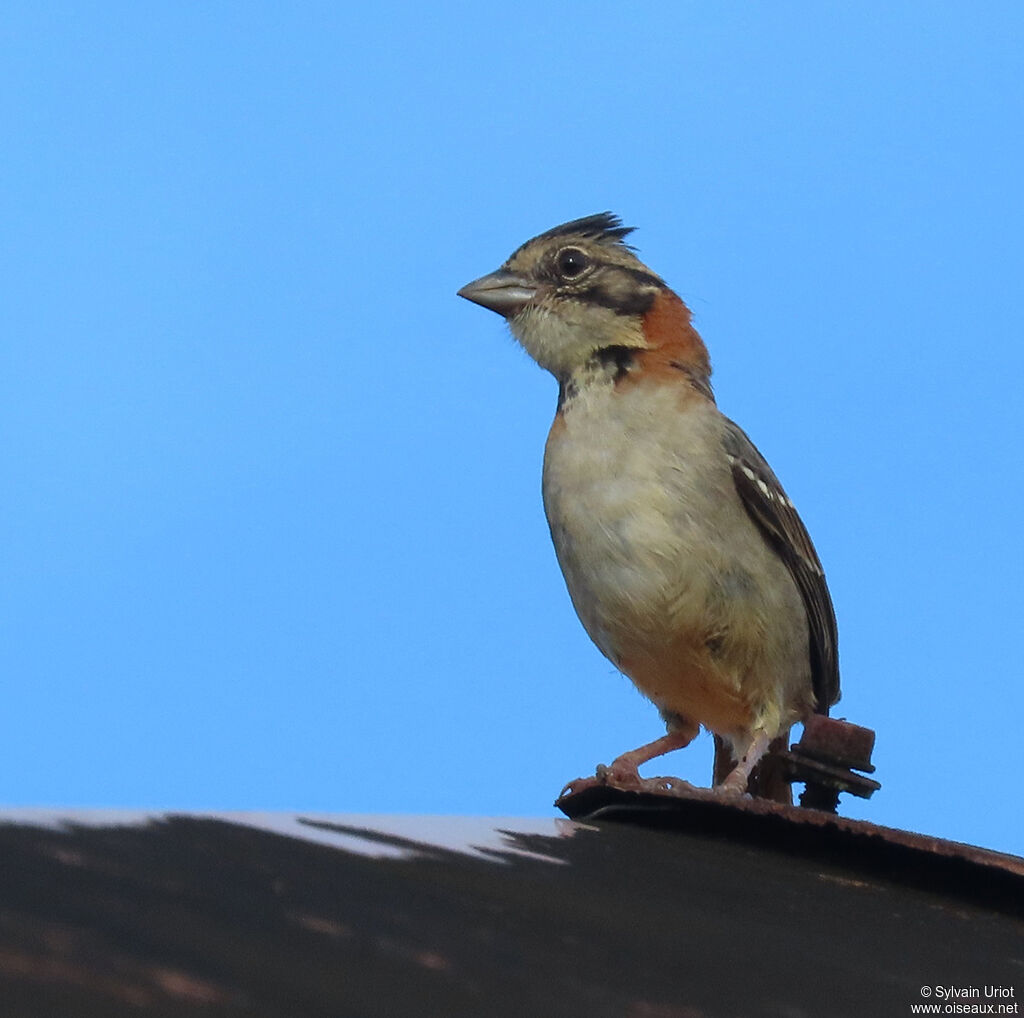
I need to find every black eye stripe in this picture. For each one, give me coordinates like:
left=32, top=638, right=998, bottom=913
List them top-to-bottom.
left=537, top=250, right=665, bottom=314
left=623, top=268, right=663, bottom=288
left=574, top=283, right=658, bottom=316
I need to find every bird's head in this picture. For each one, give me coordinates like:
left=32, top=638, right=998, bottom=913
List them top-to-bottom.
left=458, top=213, right=709, bottom=385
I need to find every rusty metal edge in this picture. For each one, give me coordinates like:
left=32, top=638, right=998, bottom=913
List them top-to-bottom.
left=555, top=780, right=1024, bottom=903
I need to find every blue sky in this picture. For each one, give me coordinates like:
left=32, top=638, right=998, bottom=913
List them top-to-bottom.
left=2, top=4, right=1022, bottom=856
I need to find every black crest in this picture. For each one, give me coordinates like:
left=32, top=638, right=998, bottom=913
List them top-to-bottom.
left=514, top=212, right=636, bottom=256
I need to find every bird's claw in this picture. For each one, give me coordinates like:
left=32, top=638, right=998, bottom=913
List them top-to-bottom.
left=595, top=761, right=643, bottom=789
left=595, top=764, right=695, bottom=795
left=712, top=776, right=751, bottom=799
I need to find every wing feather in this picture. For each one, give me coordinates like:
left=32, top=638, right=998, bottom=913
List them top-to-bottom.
left=722, top=419, right=840, bottom=712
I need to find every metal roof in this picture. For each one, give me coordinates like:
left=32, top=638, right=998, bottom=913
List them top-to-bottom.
left=0, top=807, right=1021, bottom=1016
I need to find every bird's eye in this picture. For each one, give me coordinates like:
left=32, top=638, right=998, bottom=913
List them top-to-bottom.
left=555, top=247, right=591, bottom=278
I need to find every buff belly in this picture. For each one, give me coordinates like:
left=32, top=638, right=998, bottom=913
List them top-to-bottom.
left=541, top=381, right=812, bottom=743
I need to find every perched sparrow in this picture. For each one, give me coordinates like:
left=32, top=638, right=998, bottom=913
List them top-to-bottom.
left=458, top=213, right=839, bottom=802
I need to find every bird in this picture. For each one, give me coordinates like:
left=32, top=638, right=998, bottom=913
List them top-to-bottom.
left=457, top=213, right=839, bottom=802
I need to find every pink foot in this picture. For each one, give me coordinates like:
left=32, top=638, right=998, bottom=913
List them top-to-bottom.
left=712, top=731, right=771, bottom=798
left=595, top=759, right=644, bottom=788
left=594, top=763, right=696, bottom=795
left=711, top=775, right=750, bottom=798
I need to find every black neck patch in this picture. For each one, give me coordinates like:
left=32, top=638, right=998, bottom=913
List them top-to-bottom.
left=556, top=344, right=640, bottom=412
left=591, top=345, right=638, bottom=383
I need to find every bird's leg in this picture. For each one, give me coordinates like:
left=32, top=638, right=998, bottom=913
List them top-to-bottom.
left=598, top=724, right=697, bottom=789
left=715, top=730, right=772, bottom=797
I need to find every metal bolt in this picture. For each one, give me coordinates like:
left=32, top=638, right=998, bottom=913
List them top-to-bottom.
left=775, top=716, right=881, bottom=813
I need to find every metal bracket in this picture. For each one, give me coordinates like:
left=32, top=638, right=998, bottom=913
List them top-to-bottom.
left=775, top=715, right=881, bottom=812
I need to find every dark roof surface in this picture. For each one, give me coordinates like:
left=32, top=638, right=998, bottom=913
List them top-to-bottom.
left=0, top=808, right=1020, bottom=1017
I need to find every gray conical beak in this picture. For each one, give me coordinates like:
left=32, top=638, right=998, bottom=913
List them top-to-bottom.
left=457, top=269, right=538, bottom=318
